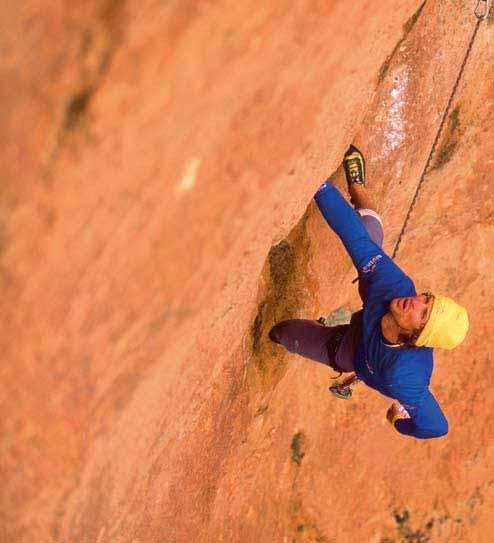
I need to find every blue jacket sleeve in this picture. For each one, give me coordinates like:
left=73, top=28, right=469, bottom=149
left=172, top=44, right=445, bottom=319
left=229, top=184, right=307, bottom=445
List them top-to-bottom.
left=315, top=182, right=414, bottom=301
left=394, top=390, right=449, bottom=439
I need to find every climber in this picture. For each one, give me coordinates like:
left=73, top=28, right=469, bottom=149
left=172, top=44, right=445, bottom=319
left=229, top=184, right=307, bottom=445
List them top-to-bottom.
left=268, top=145, right=469, bottom=439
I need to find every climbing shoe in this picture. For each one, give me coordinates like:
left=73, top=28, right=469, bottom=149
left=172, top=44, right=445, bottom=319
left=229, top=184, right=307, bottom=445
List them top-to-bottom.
left=343, top=144, right=366, bottom=187
left=329, top=384, right=353, bottom=400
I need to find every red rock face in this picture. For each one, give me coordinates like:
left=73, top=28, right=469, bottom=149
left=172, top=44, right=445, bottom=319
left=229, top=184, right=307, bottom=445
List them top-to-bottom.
left=2, top=1, right=494, bottom=542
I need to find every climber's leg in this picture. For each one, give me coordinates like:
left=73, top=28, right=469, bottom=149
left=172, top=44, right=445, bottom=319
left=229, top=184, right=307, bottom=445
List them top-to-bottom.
left=268, top=319, right=350, bottom=371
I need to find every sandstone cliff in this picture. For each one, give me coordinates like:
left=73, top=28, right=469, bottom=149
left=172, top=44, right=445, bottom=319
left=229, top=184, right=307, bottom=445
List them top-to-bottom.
left=2, top=1, right=493, bottom=542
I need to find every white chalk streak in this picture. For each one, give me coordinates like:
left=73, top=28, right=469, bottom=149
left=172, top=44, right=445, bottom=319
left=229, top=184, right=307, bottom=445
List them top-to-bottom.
left=378, top=68, right=409, bottom=161
left=178, top=158, right=201, bottom=192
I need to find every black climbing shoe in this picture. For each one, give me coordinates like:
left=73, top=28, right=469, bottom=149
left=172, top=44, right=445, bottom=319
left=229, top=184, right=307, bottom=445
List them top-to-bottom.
left=343, top=144, right=366, bottom=187
left=268, top=326, right=281, bottom=344
left=329, top=384, right=353, bottom=400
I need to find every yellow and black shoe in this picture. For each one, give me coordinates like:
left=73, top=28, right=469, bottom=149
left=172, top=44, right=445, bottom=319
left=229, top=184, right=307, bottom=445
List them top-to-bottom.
left=343, top=144, right=366, bottom=187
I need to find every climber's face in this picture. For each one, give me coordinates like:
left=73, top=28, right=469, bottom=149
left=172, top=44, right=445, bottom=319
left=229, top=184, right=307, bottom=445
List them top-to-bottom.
left=390, top=293, right=434, bottom=333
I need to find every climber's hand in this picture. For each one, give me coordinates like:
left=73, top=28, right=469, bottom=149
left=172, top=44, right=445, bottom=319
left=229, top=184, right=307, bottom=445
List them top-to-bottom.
left=386, top=402, right=410, bottom=425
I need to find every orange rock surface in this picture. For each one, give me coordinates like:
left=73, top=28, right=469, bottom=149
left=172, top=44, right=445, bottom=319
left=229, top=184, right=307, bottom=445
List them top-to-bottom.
left=2, top=1, right=494, bottom=542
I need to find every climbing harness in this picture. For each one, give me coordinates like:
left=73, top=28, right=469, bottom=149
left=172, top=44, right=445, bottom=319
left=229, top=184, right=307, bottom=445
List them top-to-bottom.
left=475, top=0, right=492, bottom=19
left=392, top=2, right=490, bottom=259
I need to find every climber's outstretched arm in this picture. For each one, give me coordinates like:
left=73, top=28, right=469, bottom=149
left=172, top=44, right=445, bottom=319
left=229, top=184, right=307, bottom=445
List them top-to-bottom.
left=314, top=181, right=414, bottom=301
left=314, top=181, right=381, bottom=269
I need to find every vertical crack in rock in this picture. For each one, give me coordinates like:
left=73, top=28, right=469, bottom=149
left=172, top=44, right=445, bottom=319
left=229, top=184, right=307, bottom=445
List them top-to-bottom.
left=46, top=0, right=128, bottom=170
left=403, top=0, right=427, bottom=35
left=378, top=1, right=427, bottom=85
left=63, top=87, right=94, bottom=131
left=430, top=105, right=461, bottom=170
left=250, top=210, right=316, bottom=392
left=252, top=300, right=268, bottom=355
left=289, top=431, right=330, bottom=542
left=290, top=431, right=306, bottom=466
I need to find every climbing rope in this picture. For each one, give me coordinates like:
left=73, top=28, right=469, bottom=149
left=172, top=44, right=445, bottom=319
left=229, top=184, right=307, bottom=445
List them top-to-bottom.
left=391, top=3, right=490, bottom=259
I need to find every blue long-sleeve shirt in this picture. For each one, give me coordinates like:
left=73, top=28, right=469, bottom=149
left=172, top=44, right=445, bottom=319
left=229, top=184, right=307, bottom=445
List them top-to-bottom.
left=315, top=182, right=448, bottom=439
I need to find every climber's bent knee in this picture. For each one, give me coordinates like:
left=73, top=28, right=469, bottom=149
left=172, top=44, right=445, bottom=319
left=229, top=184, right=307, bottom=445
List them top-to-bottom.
left=268, top=319, right=336, bottom=366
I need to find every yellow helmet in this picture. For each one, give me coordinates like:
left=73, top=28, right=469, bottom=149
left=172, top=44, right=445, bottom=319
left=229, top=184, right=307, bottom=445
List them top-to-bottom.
left=415, top=294, right=469, bottom=349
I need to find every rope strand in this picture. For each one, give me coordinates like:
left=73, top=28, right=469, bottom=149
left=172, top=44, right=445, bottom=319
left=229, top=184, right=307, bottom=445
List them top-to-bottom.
left=391, top=18, right=482, bottom=259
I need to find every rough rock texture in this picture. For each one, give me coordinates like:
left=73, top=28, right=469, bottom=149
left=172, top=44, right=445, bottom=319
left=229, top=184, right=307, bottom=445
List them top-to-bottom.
left=1, top=1, right=494, bottom=542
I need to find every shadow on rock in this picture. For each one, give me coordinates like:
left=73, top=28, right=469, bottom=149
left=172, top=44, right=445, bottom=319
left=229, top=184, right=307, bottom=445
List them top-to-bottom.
left=249, top=206, right=317, bottom=393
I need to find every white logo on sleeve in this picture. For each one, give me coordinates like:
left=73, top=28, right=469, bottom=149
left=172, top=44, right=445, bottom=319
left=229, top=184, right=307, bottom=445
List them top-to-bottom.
left=362, top=254, right=382, bottom=274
